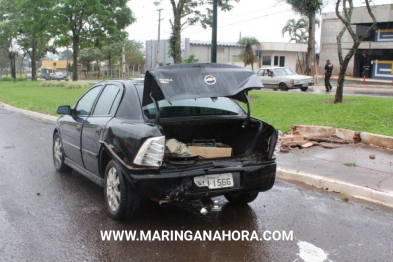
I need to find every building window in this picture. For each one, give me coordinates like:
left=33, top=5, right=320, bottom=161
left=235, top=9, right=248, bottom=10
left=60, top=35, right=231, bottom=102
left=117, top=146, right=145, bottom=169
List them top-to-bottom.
left=262, top=56, right=271, bottom=65
left=274, top=56, right=285, bottom=67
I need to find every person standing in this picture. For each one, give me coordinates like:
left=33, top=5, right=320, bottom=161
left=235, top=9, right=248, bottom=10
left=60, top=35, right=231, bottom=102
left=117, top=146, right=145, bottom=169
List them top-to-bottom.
left=324, top=60, right=333, bottom=92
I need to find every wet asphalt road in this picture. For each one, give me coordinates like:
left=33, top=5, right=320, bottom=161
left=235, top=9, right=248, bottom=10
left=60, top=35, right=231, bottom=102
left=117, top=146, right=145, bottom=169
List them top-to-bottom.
left=1, top=107, right=393, bottom=261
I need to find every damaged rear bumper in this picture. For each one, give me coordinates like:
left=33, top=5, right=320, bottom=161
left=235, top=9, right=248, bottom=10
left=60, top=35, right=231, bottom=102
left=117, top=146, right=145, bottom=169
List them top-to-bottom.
left=124, top=161, right=276, bottom=201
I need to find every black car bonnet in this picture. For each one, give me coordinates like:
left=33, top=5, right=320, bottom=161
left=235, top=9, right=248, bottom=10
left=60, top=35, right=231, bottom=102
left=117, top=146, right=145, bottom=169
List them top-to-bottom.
left=142, top=63, right=262, bottom=106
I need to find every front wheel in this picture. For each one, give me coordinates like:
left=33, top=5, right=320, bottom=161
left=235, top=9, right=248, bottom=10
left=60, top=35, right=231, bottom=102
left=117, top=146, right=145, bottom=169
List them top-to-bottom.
left=279, top=83, right=289, bottom=91
left=300, top=86, right=308, bottom=92
left=53, top=133, right=71, bottom=172
left=104, top=160, right=140, bottom=220
left=224, top=192, right=259, bottom=205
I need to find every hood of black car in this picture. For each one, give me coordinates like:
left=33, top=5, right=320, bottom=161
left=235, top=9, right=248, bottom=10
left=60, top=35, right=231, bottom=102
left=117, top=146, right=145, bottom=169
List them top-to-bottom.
left=142, top=63, right=262, bottom=106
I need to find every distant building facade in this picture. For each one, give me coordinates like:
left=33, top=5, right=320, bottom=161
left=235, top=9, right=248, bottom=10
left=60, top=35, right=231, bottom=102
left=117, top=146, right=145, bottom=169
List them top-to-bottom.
left=319, top=4, right=393, bottom=80
left=145, top=38, right=307, bottom=72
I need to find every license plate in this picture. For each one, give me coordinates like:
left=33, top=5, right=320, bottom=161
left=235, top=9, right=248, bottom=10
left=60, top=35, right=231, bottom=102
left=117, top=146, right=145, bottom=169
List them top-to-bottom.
left=194, top=173, right=234, bottom=189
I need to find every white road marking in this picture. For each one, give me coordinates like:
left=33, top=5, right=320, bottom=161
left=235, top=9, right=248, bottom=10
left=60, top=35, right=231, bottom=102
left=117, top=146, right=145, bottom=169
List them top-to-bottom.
left=297, top=241, right=329, bottom=262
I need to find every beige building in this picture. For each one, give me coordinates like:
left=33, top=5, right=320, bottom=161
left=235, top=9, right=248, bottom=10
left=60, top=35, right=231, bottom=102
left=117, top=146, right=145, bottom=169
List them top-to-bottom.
left=319, top=4, right=393, bottom=79
left=146, top=39, right=307, bottom=72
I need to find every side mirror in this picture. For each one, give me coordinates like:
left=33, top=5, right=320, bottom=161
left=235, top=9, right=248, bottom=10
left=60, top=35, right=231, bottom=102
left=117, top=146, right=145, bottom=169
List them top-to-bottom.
left=57, top=105, right=71, bottom=115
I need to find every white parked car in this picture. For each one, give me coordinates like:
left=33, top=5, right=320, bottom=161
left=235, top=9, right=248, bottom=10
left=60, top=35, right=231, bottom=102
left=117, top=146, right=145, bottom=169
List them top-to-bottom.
left=256, top=67, right=314, bottom=92
left=53, top=72, right=67, bottom=80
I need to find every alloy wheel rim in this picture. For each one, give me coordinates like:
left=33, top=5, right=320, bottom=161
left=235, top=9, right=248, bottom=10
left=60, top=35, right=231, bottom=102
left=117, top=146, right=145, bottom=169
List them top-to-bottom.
left=54, top=137, right=63, bottom=167
left=106, top=167, right=121, bottom=212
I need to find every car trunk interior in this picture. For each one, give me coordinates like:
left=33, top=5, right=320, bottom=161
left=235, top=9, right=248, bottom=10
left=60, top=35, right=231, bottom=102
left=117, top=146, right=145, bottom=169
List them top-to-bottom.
left=160, top=118, right=272, bottom=159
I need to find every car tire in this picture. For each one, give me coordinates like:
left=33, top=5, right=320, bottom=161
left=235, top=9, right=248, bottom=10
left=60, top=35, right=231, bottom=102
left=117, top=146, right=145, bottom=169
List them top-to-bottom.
left=279, top=83, right=289, bottom=91
left=300, top=86, right=308, bottom=92
left=53, top=133, right=71, bottom=172
left=104, top=160, right=140, bottom=220
left=224, top=192, right=259, bottom=205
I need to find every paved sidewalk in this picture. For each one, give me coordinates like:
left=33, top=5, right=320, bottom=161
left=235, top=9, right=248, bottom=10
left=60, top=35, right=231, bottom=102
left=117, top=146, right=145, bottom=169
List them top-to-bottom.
left=1, top=102, right=393, bottom=208
left=277, top=143, right=393, bottom=208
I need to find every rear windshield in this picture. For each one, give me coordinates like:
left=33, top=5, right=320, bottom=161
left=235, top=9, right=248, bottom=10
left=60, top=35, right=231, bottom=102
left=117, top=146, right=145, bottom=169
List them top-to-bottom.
left=274, top=68, right=295, bottom=76
left=142, top=97, right=246, bottom=119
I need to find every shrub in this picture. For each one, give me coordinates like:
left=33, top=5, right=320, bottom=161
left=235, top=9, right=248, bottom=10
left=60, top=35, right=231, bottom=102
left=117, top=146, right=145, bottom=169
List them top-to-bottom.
left=0, top=76, right=27, bottom=81
left=39, top=81, right=90, bottom=89
left=39, top=81, right=64, bottom=87
left=63, top=82, right=90, bottom=89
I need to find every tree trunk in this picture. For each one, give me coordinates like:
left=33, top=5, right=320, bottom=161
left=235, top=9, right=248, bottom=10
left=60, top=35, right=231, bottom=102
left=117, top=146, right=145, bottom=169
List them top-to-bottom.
left=305, top=11, right=316, bottom=76
left=173, top=18, right=182, bottom=64
left=72, top=34, right=79, bottom=81
left=335, top=42, right=361, bottom=103
left=20, top=54, right=26, bottom=77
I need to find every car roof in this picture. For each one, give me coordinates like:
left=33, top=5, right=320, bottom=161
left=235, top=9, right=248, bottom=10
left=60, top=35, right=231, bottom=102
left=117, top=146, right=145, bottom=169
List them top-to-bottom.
left=257, top=66, right=288, bottom=70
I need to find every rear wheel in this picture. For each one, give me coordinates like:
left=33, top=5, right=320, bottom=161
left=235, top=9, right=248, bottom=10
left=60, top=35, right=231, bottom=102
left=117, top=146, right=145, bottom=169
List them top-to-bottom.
left=279, top=83, right=289, bottom=91
left=300, top=86, right=308, bottom=92
left=53, top=133, right=71, bottom=172
left=104, top=160, right=140, bottom=220
left=224, top=192, right=259, bottom=205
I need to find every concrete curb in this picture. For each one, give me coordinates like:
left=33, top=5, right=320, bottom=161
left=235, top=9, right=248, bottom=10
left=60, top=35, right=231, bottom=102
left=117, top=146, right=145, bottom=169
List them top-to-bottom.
left=0, top=102, right=57, bottom=122
left=286, top=125, right=393, bottom=150
left=277, top=168, right=393, bottom=208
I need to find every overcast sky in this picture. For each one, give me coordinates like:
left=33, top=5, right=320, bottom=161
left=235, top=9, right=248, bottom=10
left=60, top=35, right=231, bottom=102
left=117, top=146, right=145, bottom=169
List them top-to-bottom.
left=126, top=0, right=392, bottom=46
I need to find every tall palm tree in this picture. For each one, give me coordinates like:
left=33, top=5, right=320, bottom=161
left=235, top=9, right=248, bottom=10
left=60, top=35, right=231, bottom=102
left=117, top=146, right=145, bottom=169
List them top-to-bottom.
left=282, top=17, right=319, bottom=73
left=282, top=18, right=308, bottom=38
left=237, top=37, right=260, bottom=71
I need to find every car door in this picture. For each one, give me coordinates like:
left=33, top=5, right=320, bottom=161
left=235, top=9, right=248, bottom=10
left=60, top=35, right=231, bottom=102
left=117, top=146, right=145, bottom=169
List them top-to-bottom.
left=257, top=69, right=276, bottom=89
left=81, top=83, right=123, bottom=175
left=61, top=85, right=103, bottom=167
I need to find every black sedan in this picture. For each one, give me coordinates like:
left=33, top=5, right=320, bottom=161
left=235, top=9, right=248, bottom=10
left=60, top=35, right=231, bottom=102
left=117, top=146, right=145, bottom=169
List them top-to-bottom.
left=53, top=63, right=282, bottom=220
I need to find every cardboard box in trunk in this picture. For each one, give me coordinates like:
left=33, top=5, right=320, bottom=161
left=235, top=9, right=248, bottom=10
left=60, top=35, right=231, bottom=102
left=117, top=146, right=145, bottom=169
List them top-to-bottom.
left=188, top=143, right=232, bottom=158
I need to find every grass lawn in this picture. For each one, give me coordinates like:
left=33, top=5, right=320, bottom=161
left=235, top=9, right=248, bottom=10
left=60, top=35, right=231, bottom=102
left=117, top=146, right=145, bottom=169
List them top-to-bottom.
left=0, top=81, right=392, bottom=136
left=0, top=81, right=90, bottom=115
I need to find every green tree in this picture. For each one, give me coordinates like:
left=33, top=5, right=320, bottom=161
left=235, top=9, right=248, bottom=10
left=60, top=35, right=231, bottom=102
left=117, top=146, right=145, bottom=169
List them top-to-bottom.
left=16, top=0, right=55, bottom=81
left=51, top=0, right=136, bottom=81
left=155, top=0, right=239, bottom=64
left=284, top=0, right=325, bottom=76
left=334, top=0, right=376, bottom=103
left=282, top=17, right=320, bottom=73
left=237, top=36, right=260, bottom=71
left=125, top=40, right=145, bottom=68
left=101, top=43, right=122, bottom=78
left=79, top=48, right=100, bottom=77
left=182, top=54, right=199, bottom=64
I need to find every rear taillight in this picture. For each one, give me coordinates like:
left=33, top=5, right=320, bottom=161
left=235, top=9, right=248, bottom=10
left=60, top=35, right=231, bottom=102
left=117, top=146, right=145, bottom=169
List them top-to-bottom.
left=272, top=130, right=282, bottom=159
left=134, top=136, right=165, bottom=167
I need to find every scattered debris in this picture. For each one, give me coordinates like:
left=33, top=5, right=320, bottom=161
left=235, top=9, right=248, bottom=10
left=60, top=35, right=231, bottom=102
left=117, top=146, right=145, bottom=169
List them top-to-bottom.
left=353, top=132, right=361, bottom=143
left=281, top=134, right=351, bottom=152
left=306, top=136, right=350, bottom=144
left=301, top=142, right=314, bottom=148
left=369, top=154, right=376, bottom=160
left=341, top=193, right=349, bottom=202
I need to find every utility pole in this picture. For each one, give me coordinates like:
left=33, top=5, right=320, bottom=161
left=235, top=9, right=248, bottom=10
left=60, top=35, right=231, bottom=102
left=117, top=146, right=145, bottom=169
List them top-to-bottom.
left=211, top=0, right=217, bottom=63
left=156, top=9, right=164, bottom=67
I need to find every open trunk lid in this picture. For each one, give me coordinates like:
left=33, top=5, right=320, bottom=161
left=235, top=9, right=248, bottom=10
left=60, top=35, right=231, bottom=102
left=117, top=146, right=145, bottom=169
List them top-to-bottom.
left=142, top=63, right=262, bottom=107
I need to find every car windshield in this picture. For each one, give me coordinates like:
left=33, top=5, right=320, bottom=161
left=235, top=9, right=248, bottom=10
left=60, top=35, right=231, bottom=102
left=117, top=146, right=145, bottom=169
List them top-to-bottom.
left=273, top=68, right=295, bottom=76
left=142, top=97, right=246, bottom=119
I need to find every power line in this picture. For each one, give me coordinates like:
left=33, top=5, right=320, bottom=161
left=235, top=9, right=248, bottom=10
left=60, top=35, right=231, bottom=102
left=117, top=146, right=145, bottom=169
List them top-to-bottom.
left=181, top=9, right=293, bottom=36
